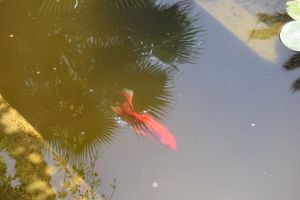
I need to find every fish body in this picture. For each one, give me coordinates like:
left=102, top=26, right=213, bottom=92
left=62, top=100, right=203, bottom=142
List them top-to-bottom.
left=112, top=89, right=177, bottom=150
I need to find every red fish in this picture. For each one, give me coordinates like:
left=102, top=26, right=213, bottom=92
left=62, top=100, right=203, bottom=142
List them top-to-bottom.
left=112, top=89, right=177, bottom=150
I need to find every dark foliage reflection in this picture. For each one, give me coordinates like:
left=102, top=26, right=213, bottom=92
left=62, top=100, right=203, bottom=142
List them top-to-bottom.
left=0, top=0, right=202, bottom=164
left=246, top=9, right=300, bottom=92
left=249, top=12, right=290, bottom=40
left=283, top=53, right=300, bottom=92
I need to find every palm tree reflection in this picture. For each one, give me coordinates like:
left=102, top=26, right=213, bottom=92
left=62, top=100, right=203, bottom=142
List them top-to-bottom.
left=0, top=0, right=202, bottom=164
left=283, top=53, right=300, bottom=92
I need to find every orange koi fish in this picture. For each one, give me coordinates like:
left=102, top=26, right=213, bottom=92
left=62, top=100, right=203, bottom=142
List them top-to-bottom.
left=112, top=89, right=177, bottom=150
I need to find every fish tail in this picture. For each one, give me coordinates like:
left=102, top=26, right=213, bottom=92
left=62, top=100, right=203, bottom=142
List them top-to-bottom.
left=140, top=114, right=177, bottom=150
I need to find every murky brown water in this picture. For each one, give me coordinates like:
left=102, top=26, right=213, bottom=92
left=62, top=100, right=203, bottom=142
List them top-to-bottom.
left=0, top=0, right=299, bottom=199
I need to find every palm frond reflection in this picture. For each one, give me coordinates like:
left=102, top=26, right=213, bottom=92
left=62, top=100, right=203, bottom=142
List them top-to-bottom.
left=0, top=0, right=203, bottom=164
left=40, top=0, right=79, bottom=16
left=103, top=0, right=148, bottom=9
left=104, top=0, right=203, bottom=64
left=283, top=53, right=300, bottom=92
left=283, top=53, right=300, bottom=71
left=292, top=78, right=300, bottom=92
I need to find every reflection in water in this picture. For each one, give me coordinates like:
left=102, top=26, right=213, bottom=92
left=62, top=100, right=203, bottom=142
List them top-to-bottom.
left=0, top=0, right=201, bottom=165
left=39, top=0, right=80, bottom=16
left=236, top=0, right=283, bottom=14
left=239, top=0, right=286, bottom=40
left=245, top=8, right=300, bottom=92
left=249, top=12, right=289, bottom=40
left=283, top=53, right=300, bottom=92
left=0, top=96, right=113, bottom=199
left=0, top=117, right=55, bottom=200
left=0, top=140, right=32, bottom=199
left=0, top=141, right=115, bottom=200
left=0, top=151, right=31, bottom=199
left=50, top=151, right=116, bottom=200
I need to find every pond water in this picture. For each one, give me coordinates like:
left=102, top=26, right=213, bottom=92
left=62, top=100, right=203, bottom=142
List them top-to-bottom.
left=0, top=0, right=299, bottom=199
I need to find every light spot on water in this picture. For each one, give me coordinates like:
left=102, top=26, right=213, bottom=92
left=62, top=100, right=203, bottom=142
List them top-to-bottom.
left=74, top=0, right=78, bottom=9
left=9, top=34, right=14, bottom=38
left=198, top=41, right=204, bottom=46
left=142, top=109, right=150, bottom=114
left=115, top=117, right=127, bottom=126
left=251, top=123, right=256, bottom=127
left=13, top=146, right=25, bottom=155
left=27, top=153, right=42, bottom=164
left=45, top=166, right=55, bottom=176
left=263, top=171, right=267, bottom=176
left=152, top=182, right=158, bottom=188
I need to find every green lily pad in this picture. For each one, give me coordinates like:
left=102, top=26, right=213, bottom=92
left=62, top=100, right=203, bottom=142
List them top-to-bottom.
left=287, top=0, right=300, bottom=20
left=280, top=21, right=300, bottom=51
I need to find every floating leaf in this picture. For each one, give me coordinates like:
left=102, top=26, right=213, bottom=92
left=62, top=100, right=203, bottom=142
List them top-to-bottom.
left=287, top=0, right=300, bottom=20
left=256, top=12, right=290, bottom=26
left=280, top=21, right=300, bottom=51
left=249, top=22, right=282, bottom=40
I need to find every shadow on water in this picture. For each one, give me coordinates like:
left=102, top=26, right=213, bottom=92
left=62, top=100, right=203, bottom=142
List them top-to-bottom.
left=0, top=0, right=202, bottom=166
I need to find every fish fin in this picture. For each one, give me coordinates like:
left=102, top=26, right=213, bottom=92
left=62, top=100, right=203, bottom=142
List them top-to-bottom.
left=122, top=88, right=134, bottom=104
left=122, top=88, right=133, bottom=97
left=111, top=105, right=122, bottom=115
left=132, top=113, right=177, bottom=150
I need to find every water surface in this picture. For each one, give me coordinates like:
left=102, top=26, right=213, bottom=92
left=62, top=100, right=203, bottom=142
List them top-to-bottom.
left=0, top=0, right=300, bottom=199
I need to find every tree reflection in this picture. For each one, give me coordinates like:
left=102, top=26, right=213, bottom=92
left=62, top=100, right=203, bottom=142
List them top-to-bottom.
left=0, top=0, right=202, bottom=164
left=0, top=135, right=115, bottom=200
left=0, top=139, right=32, bottom=200
left=0, top=152, right=33, bottom=200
